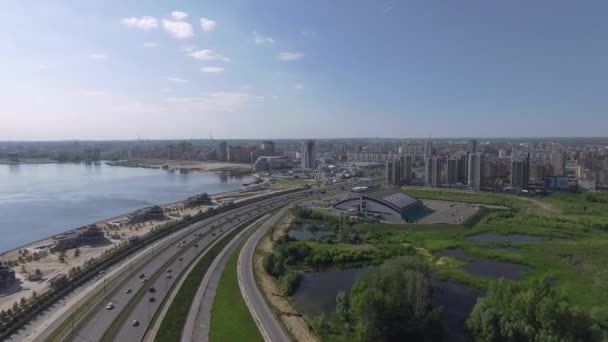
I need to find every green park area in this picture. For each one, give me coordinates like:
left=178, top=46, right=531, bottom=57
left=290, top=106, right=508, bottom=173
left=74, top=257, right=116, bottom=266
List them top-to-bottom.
left=264, top=188, right=608, bottom=341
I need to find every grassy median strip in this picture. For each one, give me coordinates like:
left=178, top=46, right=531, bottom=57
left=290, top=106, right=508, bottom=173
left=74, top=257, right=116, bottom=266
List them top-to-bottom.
left=154, top=216, right=262, bottom=342
left=100, top=226, right=221, bottom=342
left=209, top=236, right=264, bottom=342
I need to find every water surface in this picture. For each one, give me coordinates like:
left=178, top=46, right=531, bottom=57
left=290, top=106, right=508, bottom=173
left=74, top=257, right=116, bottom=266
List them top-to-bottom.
left=0, top=163, right=252, bottom=253
left=462, top=259, right=530, bottom=280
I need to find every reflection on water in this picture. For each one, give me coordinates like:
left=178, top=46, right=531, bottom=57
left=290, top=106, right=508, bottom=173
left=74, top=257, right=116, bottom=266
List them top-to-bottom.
left=0, top=162, right=253, bottom=252
left=438, top=248, right=474, bottom=260
left=462, top=259, right=530, bottom=280
left=432, top=279, right=483, bottom=341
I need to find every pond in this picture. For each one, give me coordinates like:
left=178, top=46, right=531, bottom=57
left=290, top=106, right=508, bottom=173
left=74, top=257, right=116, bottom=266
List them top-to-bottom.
left=469, top=232, right=543, bottom=243
left=438, top=248, right=474, bottom=260
left=461, top=259, right=530, bottom=280
left=291, top=267, right=482, bottom=340
left=432, top=279, right=483, bottom=341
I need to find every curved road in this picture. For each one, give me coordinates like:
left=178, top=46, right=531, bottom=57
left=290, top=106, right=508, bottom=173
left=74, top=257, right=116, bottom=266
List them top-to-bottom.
left=238, top=207, right=291, bottom=342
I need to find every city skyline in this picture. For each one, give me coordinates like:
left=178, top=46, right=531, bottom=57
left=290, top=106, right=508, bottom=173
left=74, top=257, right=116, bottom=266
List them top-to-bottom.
left=3, top=0, right=608, bottom=140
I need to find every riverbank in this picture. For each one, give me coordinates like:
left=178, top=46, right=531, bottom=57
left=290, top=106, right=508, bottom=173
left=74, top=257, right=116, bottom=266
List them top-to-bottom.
left=106, top=159, right=252, bottom=175
left=0, top=182, right=277, bottom=313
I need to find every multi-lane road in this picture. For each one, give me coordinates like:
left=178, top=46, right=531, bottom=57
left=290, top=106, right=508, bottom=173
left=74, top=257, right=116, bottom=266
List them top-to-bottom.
left=18, top=180, right=366, bottom=342
left=39, top=188, right=317, bottom=342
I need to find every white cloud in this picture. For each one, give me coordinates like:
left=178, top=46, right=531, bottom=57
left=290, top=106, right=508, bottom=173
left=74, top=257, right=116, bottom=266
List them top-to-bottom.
left=171, top=11, right=188, bottom=20
left=121, top=16, right=158, bottom=30
left=200, top=18, right=216, bottom=32
left=162, top=20, right=194, bottom=39
left=253, top=31, right=274, bottom=44
left=142, top=42, right=159, bottom=48
left=181, top=45, right=198, bottom=52
left=187, top=49, right=230, bottom=62
left=278, top=52, right=304, bottom=61
left=88, top=53, right=107, bottom=60
left=201, top=66, right=224, bottom=73
left=167, top=77, right=188, bottom=83
left=293, top=83, right=304, bottom=90
left=160, top=88, right=172, bottom=93
left=165, top=92, right=250, bottom=112
left=255, top=95, right=265, bottom=101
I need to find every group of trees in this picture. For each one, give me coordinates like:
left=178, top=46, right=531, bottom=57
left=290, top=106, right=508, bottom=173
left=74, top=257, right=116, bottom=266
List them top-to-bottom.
left=333, top=257, right=441, bottom=342
left=466, top=279, right=602, bottom=342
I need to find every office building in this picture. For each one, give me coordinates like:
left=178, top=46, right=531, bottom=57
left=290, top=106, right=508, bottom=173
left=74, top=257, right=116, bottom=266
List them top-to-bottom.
left=301, top=140, right=317, bottom=169
left=551, top=150, right=566, bottom=176
left=467, top=152, right=484, bottom=191
left=425, top=157, right=442, bottom=188
left=385, top=160, right=402, bottom=186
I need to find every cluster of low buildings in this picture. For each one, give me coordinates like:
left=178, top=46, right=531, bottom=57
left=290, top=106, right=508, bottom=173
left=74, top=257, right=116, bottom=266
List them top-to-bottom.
left=127, top=205, right=165, bottom=224
left=51, top=224, right=106, bottom=252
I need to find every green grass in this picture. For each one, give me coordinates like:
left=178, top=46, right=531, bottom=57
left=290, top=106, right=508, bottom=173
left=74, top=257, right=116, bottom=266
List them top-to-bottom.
left=278, top=190, right=608, bottom=336
left=154, top=216, right=263, bottom=342
left=209, top=239, right=264, bottom=342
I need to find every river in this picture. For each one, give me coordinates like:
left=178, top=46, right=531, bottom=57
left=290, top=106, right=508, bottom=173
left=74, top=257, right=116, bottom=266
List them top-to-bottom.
left=0, top=162, right=253, bottom=253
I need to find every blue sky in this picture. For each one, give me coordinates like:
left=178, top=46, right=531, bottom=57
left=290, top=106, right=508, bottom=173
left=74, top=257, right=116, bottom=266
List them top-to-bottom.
left=2, top=0, right=608, bottom=140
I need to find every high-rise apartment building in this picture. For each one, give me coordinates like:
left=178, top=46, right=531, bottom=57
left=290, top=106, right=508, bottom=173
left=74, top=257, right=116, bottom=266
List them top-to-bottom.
left=467, top=139, right=478, bottom=154
left=261, top=140, right=276, bottom=156
left=301, top=140, right=317, bottom=169
left=217, top=141, right=227, bottom=161
left=551, top=150, right=566, bottom=176
left=467, top=152, right=484, bottom=191
left=400, top=154, right=413, bottom=183
left=425, top=157, right=442, bottom=188
left=447, top=158, right=458, bottom=185
left=510, top=158, right=529, bottom=190
left=385, top=160, right=402, bottom=186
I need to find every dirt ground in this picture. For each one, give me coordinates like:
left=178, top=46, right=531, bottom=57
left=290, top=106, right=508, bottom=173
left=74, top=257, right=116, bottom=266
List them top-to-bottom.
left=121, top=159, right=251, bottom=172
left=0, top=202, right=216, bottom=312
left=254, top=215, right=320, bottom=342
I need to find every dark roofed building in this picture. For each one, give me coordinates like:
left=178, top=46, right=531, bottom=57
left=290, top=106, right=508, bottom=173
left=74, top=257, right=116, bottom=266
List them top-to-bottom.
left=332, top=188, right=429, bottom=223
left=184, top=193, right=212, bottom=208
left=128, top=205, right=165, bottom=224
left=51, top=224, right=106, bottom=251
left=0, top=264, right=16, bottom=289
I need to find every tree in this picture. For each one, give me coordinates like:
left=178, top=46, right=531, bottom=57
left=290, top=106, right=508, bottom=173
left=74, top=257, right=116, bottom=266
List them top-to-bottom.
left=74, top=248, right=80, bottom=258
left=347, top=257, right=440, bottom=341
left=20, top=265, right=26, bottom=273
left=35, top=268, right=42, bottom=276
left=466, top=279, right=600, bottom=342
left=336, top=290, right=351, bottom=323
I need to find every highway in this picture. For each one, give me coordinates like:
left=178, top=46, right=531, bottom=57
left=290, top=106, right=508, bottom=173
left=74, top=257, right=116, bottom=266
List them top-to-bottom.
left=61, top=189, right=313, bottom=342
left=237, top=207, right=291, bottom=342
left=180, top=215, right=269, bottom=342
